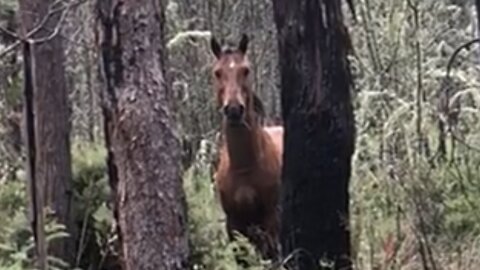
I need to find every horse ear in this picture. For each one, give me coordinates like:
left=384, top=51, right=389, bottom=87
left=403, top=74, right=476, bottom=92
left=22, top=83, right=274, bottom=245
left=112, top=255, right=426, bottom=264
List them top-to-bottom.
left=238, top=33, right=249, bottom=55
left=210, top=35, right=222, bottom=58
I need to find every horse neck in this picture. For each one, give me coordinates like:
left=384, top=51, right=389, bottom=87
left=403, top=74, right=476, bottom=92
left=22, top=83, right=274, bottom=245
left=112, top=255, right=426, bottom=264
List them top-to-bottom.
left=223, top=112, right=264, bottom=171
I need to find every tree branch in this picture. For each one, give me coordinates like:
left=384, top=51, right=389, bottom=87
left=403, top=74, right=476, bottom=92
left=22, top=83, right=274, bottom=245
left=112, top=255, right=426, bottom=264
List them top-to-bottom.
left=0, top=0, right=87, bottom=58
left=436, top=38, right=480, bottom=160
left=445, top=38, right=480, bottom=80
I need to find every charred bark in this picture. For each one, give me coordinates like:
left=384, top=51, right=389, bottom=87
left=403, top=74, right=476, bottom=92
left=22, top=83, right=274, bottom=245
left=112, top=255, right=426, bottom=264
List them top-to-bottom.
left=18, top=0, right=75, bottom=266
left=476, top=0, right=480, bottom=62
left=97, top=1, right=190, bottom=269
left=272, top=1, right=355, bottom=269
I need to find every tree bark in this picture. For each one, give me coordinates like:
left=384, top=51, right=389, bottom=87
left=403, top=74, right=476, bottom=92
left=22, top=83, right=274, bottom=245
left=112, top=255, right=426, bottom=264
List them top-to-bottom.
left=18, top=0, right=75, bottom=266
left=97, top=1, right=190, bottom=269
left=272, top=1, right=355, bottom=269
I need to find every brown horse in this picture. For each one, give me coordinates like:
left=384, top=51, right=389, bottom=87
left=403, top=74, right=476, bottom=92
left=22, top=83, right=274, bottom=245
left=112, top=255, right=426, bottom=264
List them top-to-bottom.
left=210, top=34, right=284, bottom=261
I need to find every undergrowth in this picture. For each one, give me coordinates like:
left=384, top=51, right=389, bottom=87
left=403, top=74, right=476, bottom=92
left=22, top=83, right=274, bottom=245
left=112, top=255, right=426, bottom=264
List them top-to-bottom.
left=0, top=135, right=479, bottom=270
left=0, top=141, right=109, bottom=270
left=183, top=143, right=273, bottom=269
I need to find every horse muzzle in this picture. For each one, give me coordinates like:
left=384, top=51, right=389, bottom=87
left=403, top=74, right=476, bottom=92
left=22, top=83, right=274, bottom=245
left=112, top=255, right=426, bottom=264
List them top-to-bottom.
left=223, top=103, right=245, bottom=123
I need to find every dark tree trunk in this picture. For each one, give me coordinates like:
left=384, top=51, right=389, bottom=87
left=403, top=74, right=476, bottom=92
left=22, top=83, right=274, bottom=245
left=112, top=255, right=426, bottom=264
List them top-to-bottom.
left=18, top=0, right=75, bottom=266
left=476, top=0, right=480, bottom=58
left=97, top=1, right=190, bottom=269
left=272, top=1, right=355, bottom=269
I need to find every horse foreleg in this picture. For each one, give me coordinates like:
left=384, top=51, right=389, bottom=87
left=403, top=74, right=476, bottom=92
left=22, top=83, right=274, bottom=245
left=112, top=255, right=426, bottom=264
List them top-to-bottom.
left=261, top=211, right=280, bottom=261
left=225, top=215, right=250, bottom=268
left=226, top=215, right=240, bottom=240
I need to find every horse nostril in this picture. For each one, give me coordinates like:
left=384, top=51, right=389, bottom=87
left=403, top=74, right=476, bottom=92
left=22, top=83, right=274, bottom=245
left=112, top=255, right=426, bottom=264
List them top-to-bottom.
left=224, top=104, right=244, bottom=121
left=223, top=105, right=230, bottom=116
left=238, top=105, right=245, bottom=116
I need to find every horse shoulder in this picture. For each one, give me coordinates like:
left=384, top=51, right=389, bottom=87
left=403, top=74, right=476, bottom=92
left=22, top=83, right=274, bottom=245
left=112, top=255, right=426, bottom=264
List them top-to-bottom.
left=263, top=125, right=284, bottom=162
left=255, top=128, right=283, bottom=190
left=214, top=145, right=230, bottom=188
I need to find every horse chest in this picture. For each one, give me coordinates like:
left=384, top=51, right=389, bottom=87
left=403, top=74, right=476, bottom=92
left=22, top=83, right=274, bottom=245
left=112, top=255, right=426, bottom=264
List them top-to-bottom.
left=219, top=170, right=277, bottom=214
left=232, top=182, right=257, bottom=206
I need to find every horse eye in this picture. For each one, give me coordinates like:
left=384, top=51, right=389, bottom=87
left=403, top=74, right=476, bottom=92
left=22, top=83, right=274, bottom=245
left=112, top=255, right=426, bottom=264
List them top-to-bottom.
left=242, top=68, right=250, bottom=77
left=214, top=70, right=222, bottom=79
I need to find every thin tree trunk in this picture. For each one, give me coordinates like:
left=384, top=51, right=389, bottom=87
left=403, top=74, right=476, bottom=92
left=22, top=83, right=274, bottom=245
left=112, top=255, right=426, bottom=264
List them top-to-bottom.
left=18, top=0, right=75, bottom=266
left=272, top=0, right=355, bottom=269
left=476, top=0, right=480, bottom=59
left=97, top=1, right=190, bottom=269
left=22, top=41, right=47, bottom=270
left=85, top=41, right=95, bottom=143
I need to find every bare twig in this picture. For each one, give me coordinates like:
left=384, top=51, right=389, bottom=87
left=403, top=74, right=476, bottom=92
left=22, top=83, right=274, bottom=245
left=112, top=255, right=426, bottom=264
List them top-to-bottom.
left=0, top=0, right=87, bottom=58
left=31, top=0, right=76, bottom=44
left=359, top=0, right=381, bottom=72
left=396, top=0, right=439, bottom=258
left=407, top=0, right=424, bottom=161
left=0, top=25, right=19, bottom=39
left=436, top=38, right=480, bottom=160
left=445, top=39, right=480, bottom=80
left=451, top=132, right=480, bottom=153
left=75, top=185, right=92, bottom=267
left=267, top=248, right=318, bottom=270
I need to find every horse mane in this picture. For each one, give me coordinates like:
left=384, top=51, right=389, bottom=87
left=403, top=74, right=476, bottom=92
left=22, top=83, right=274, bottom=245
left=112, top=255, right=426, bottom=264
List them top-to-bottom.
left=252, top=92, right=266, bottom=125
